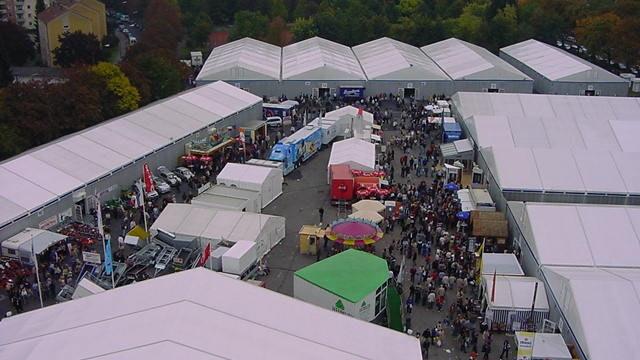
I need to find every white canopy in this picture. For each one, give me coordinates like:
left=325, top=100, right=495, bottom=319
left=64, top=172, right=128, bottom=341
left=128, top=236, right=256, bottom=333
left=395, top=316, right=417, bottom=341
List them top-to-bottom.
left=327, top=138, right=375, bottom=183
left=352, top=199, right=385, bottom=213
left=513, top=202, right=640, bottom=268
left=150, top=204, right=285, bottom=259
left=349, top=210, right=383, bottom=224
left=2, top=228, right=67, bottom=262
left=481, top=253, right=524, bottom=276
left=542, top=266, right=640, bottom=360
left=0, top=268, right=422, bottom=360
left=483, top=275, right=549, bottom=311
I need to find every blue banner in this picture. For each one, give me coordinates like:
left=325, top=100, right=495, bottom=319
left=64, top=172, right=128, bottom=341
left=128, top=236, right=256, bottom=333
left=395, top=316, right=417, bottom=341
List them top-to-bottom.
left=339, top=87, right=365, bottom=98
left=104, top=238, right=113, bottom=275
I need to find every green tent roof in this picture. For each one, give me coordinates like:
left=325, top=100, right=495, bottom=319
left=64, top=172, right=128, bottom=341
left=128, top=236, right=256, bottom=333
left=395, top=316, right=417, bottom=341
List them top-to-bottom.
left=295, top=249, right=389, bottom=303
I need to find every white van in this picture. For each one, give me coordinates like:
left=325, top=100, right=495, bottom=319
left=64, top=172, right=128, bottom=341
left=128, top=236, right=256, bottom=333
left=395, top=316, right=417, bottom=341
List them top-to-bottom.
left=265, top=116, right=283, bottom=127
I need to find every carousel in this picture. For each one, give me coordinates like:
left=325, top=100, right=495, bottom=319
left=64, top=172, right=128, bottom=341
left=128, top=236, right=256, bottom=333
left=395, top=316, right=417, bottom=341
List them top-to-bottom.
left=325, top=218, right=384, bottom=253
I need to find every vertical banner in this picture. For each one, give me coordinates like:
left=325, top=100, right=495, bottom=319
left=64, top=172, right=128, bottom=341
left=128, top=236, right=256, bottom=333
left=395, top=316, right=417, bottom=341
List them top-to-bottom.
left=143, top=163, right=155, bottom=193
left=104, top=238, right=113, bottom=276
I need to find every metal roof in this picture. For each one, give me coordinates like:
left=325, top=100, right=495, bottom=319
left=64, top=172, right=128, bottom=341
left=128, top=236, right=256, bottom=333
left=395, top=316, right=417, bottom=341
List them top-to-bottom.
left=282, top=37, right=365, bottom=80
left=353, top=37, right=450, bottom=81
left=196, top=38, right=282, bottom=81
left=421, top=38, right=530, bottom=81
left=500, top=39, right=625, bottom=82
left=0, top=82, right=261, bottom=229
left=452, top=92, right=640, bottom=153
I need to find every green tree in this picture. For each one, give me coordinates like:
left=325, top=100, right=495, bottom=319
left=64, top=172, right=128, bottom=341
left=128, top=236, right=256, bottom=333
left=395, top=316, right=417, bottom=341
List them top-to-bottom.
left=269, top=0, right=288, bottom=19
left=293, top=0, right=317, bottom=19
left=397, top=0, right=423, bottom=17
left=452, top=1, right=489, bottom=46
left=488, top=4, right=518, bottom=51
left=230, top=10, right=269, bottom=40
left=188, top=13, right=213, bottom=48
left=291, top=17, right=318, bottom=41
left=0, top=22, right=35, bottom=66
left=53, top=31, right=103, bottom=67
left=131, top=51, right=186, bottom=101
left=90, top=62, right=140, bottom=116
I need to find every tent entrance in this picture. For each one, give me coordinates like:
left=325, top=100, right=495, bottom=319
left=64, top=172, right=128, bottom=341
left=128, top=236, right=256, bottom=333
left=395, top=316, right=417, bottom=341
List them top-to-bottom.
left=319, top=88, right=330, bottom=98
left=403, top=88, right=415, bottom=98
left=584, top=89, right=596, bottom=96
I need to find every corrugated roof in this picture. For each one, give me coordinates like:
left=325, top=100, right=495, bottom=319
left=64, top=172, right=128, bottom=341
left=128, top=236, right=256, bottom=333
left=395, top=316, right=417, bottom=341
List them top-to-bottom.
left=282, top=37, right=365, bottom=80
left=353, top=37, right=450, bottom=80
left=196, top=38, right=281, bottom=81
left=421, top=38, right=530, bottom=81
left=500, top=39, right=625, bottom=82
left=0, top=82, right=261, bottom=229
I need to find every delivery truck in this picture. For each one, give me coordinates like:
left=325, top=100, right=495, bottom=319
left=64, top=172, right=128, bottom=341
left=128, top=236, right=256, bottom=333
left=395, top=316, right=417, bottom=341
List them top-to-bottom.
left=269, top=125, right=322, bottom=175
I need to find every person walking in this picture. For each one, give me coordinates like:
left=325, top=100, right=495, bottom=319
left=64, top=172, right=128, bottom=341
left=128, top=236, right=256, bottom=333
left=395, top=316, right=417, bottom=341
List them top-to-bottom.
left=318, top=207, right=324, bottom=224
left=499, top=339, right=511, bottom=360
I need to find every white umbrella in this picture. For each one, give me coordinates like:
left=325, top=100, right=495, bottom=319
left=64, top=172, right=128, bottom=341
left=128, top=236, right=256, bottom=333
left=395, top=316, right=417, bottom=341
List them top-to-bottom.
left=352, top=199, right=385, bottom=213
left=349, top=210, right=384, bottom=224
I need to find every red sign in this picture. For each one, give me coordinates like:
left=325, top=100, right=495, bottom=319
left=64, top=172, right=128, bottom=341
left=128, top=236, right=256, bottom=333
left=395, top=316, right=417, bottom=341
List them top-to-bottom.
left=143, top=164, right=155, bottom=193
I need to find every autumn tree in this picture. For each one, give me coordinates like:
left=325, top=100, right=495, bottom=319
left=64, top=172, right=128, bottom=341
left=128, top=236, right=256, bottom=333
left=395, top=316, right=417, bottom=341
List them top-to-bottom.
left=575, top=12, right=620, bottom=61
left=264, top=17, right=288, bottom=46
left=53, top=31, right=103, bottom=67
left=89, top=62, right=140, bottom=117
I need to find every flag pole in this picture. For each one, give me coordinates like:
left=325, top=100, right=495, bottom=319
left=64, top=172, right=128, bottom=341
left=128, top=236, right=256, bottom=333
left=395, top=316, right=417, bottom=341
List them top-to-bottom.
left=96, top=193, right=115, bottom=289
left=31, top=235, right=44, bottom=308
left=491, top=269, right=497, bottom=303
left=528, top=281, right=539, bottom=329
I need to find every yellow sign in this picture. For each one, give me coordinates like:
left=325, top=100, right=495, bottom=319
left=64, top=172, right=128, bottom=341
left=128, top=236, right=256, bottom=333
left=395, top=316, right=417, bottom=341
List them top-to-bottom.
left=516, top=331, right=534, bottom=360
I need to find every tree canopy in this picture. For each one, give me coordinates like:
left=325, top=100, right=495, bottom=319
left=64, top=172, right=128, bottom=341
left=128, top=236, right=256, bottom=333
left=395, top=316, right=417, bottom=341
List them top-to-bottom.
left=53, top=31, right=103, bottom=67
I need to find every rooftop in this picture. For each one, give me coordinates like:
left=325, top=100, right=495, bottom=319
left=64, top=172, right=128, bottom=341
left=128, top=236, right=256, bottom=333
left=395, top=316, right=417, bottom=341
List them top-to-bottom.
left=282, top=37, right=365, bottom=80
left=196, top=38, right=281, bottom=81
left=295, top=249, right=389, bottom=303
left=0, top=268, right=421, bottom=360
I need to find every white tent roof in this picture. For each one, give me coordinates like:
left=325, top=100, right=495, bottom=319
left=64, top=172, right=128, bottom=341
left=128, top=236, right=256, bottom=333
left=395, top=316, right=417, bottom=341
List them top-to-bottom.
left=282, top=37, right=365, bottom=80
left=353, top=37, right=450, bottom=80
left=196, top=38, right=281, bottom=81
left=421, top=38, right=530, bottom=81
left=500, top=39, right=625, bottom=82
left=0, top=82, right=261, bottom=229
left=454, top=92, right=640, bottom=153
left=324, top=105, right=374, bottom=125
left=328, top=138, right=376, bottom=170
left=480, top=146, right=640, bottom=195
left=217, top=163, right=279, bottom=186
left=513, top=202, right=640, bottom=268
left=150, top=203, right=281, bottom=243
left=3, top=228, right=67, bottom=255
left=481, top=253, right=524, bottom=276
left=542, top=266, right=640, bottom=360
left=0, top=268, right=422, bottom=360
left=483, top=275, right=548, bottom=311
left=515, top=332, right=571, bottom=360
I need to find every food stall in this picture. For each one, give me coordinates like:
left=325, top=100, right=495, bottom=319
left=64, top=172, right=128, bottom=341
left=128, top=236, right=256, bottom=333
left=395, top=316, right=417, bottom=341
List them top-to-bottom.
left=299, top=225, right=324, bottom=255
left=294, top=249, right=390, bottom=322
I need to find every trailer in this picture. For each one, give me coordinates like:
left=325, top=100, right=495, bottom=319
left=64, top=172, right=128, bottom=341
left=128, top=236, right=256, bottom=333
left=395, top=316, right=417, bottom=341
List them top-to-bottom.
left=308, top=117, right=339, bottom=146
left=269, top=125, right=322, bottom=175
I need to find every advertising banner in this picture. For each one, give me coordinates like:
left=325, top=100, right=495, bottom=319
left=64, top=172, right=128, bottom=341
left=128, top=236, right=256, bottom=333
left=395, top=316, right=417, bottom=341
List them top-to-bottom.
left=339, top=87, right=365, bottom=99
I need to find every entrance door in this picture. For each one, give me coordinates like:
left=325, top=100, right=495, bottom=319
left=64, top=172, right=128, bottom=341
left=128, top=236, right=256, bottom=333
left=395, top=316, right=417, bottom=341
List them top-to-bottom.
left=319, top=88, right=330, bottom=98
left=403, top=88, right=415, bottom=98
left=488, top=88, right=499, bottom=93
left=584, top=89, right=596, bottom=96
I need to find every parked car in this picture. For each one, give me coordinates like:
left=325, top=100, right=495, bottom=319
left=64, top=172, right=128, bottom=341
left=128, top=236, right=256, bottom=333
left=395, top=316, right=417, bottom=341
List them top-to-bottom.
left=266, top=116, right=283, bottom=127
left=157, top=166, right=181, bottom=186
left=174, top=167, right=194, bottom=181
left=153, top=176, right=172, bottom=194
left=133, top=181, right=158, bottom=200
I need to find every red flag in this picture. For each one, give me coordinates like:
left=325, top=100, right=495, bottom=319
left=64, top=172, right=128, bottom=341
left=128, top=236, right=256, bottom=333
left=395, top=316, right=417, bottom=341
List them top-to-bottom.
left=143, top=164, right=155, bottom=193
left=198, top=242, right=212, bottom=267
left=491, top=269, right=497, bottom=302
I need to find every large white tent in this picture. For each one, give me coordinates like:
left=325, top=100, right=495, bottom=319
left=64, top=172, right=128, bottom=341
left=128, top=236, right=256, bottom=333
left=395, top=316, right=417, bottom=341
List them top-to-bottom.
left=282, top=37, right=366, bottom=81
left=196, top=38, right=281, bottom=82
left=500, top=39, right=627, bottom=96
left=0, top=81, right=262, bottom=234
left=327, top=138, right=375, bottom=183
left=216, top=163, right=283, bottom=208
left=509, top=202, right=640, bottom=269
left=150, top=204, right=285, bottom=259
left=542, top=266, right=640, bottom=360
left=0, top=268, right=422, bottom=360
